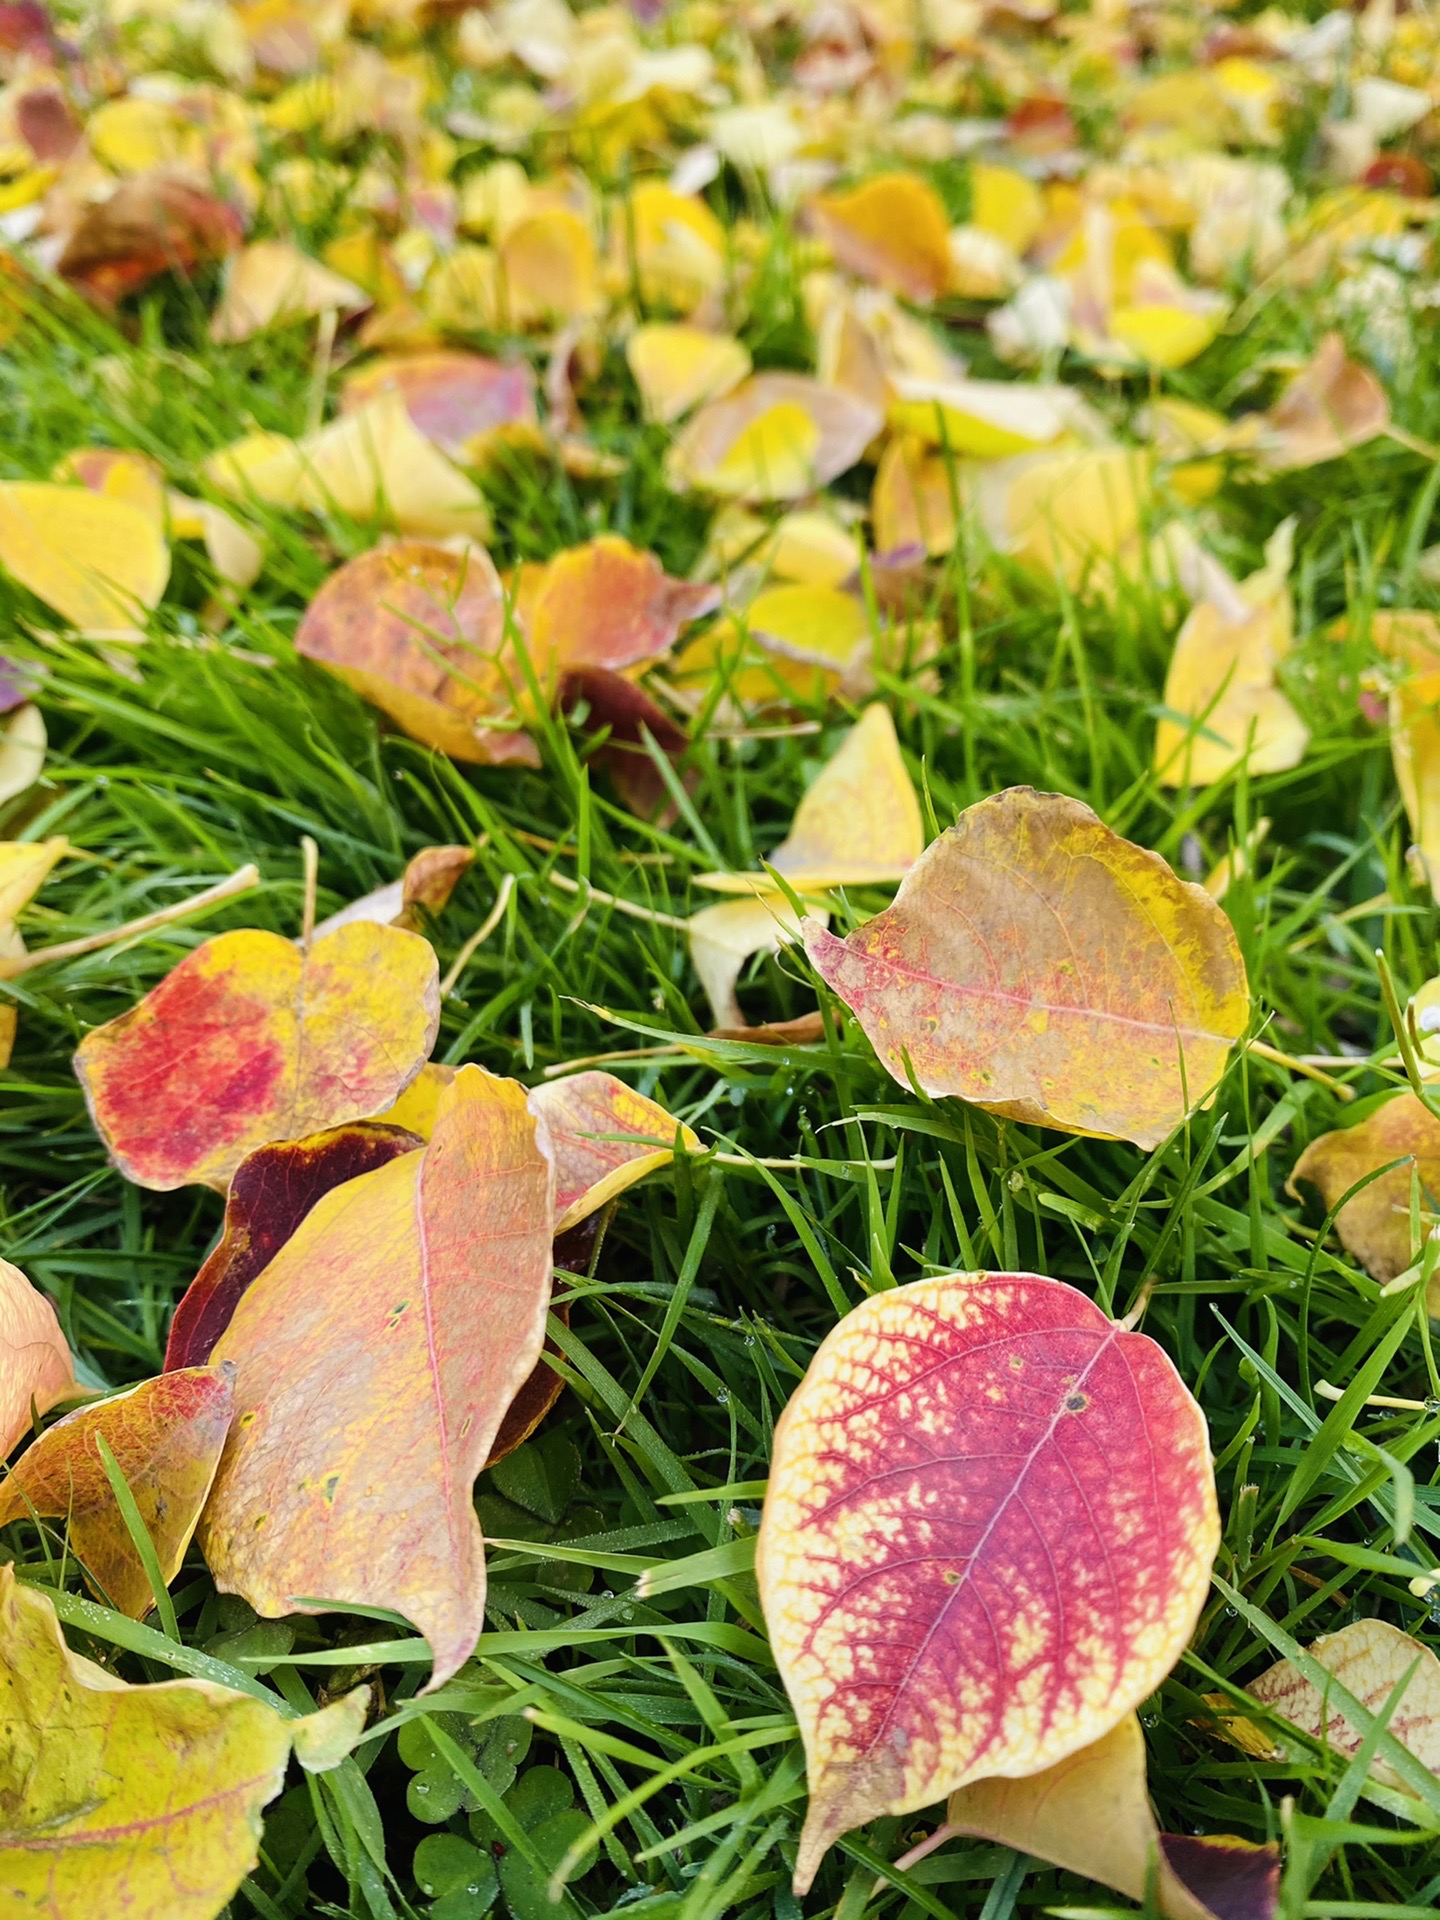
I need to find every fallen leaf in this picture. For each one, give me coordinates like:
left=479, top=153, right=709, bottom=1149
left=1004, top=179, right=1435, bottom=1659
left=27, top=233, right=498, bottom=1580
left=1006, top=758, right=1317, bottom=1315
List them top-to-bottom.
left=57, top=172, right=244, bottom=308
left=808, top=172, right=954, bottom=304
left=614, top=179, right=726, bottom=312
left=498, top=204, right=601, bottom=328
left=211, top=239, right=368, bottom=343
left=627, top=324, right=751, bottom=424
left=1255, top=334, right=1389, bottom=470
left=340, top=350, right=538, bottom=460
left=668, top=374, right=881, bottom=502
left=888, top=374, right=1100, bottom=459
left=208, top=392, right=491, bottom=541
left=871, top=433, right=960, bottom=558
left=973, top=445, right=1150, bottom=590
left=0, top=483, right=170, bottom=635
left=1154, top=529, right=1306, bottom=789
left=520, top=535, right=720, bottom=697
left=295, top=539, right=537, bottom=765
left=559, top=664, right=690, bottom=821
left=1391, top=665, right=1440, bottom=898
left=0, top=703, right=44, bottom=808
left=700, top=704, right=923, bottom=894
left=804, top=787, right=1249, bottom=1148
left=0, top=836, right=66, bottom=928
left=312, top=845, right=475, bottom=940
left=690, top=894, right=815, bottom=1031
left=74, top=920, right=441, bottom=1192
left=710, top=1009, right=831, bottom=1045
left=201, top=1066, right=556, bottom=1690
left=528, top=1072, right=699, bottom=1231
left=1287, top=1092, right=1440, bottom=1282
left=164, top=1124, right=423, bottom=1370
left=487, top=1214, right=599, bottom=1468
left=0, top=1256, right=74, bottom=1458
left=757, top=1270, right=1219, bottom=1891
left=0, top=1367, right=233, bottom=1618
left=0, top=1566, right=292, bottom=1918
left=1248, top=1618, right=1440, bottom=1785
left=290, top=1684, right=372, bottom=1773
left=947, top=1714, right=1278, bottom=1920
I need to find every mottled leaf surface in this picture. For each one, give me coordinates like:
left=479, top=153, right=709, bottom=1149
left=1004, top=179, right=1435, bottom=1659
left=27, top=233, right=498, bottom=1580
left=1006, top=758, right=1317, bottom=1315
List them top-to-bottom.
left=805, top=787, right=1249, bottom=1147
left=75, top=922, right=440, bottom=1192
left=201, top=1067, right=555, bottom=1689
left=757, top=1271, right=1220, bottom=1889
left=0, top=1367, right=232, bottom=1617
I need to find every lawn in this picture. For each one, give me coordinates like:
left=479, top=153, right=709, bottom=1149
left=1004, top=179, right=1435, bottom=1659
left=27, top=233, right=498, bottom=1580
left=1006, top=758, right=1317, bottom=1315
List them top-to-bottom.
left=3, top=4, right=1440, bottom=1920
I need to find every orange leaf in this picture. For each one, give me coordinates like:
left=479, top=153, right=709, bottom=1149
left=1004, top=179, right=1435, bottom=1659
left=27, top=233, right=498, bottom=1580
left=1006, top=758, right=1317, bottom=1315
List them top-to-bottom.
left=57, top=172, right=244, bottom=308
left=808, top=172, right=955, bottom=304
left=1256, top=333, right=1389, bottom=470
left=521, top=535, right=720, bottom=692
left=295, top=540, right=538, bottom=765
left=804, top=788, right=1249, bottom=1147
left=312, top=845, right=475, bottom=940
left=74, top=921, right=440, bottom=1192
left=200, top=1066, right=556, bottom=1689
left=529, top=1071, right=699, bottom=1231
left=164, top=1124, right=422, bottom=1370
left=0, top=1256, right=74, bottom=1458
left=757, top=1271, right=1219, bottom=1890
left=0, top=1367, right=232, bottom=1618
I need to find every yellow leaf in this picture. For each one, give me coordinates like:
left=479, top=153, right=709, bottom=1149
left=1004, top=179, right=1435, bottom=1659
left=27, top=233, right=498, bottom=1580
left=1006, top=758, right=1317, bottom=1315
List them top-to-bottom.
left=969, top=162, right=1045, bottom=252
left=808, top=171, right=954, bottom=304
left=615, top=180, right=726, bottom=312
left=498, top=204, right=601, bottom=328
left=211, top=239, right=369, bottom=343
left=626, top=323, right=751, bottom=424
left=668, top=374, right=881, bottom=502
left=888, top=374, right=1097, bottom=458
left=871, top=433, right=961, bottom=557
left=975, top=445, right=1151, bottom=588
left=0, top=483, right=170, bottom=635
left=0, top=703, right=44, bottom=808
left=0, top=836, right=66, bottom=927
left=689, top=893, right=815, bottom=1031
left=528, top=1072, right=700, bottom=1230
left=1288, top=1091, right=1440, bottom=1283
left=0, top=1566, right=293, bottom=1919
left=948, top=1714, right=1276, bottom=1920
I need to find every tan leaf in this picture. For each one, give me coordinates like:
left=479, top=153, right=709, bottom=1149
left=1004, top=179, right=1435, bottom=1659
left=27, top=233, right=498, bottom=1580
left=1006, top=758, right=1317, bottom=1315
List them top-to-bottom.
left=211, top=239, right=368, bottom=343
left=1256, top=333, right=1390, bottom=470
left=1288, top=1091, right=1440, bottom=1282
left=1248, top=1618, right=1440, bottom=1785
left=947, top=1714, right=1278, bottom=1920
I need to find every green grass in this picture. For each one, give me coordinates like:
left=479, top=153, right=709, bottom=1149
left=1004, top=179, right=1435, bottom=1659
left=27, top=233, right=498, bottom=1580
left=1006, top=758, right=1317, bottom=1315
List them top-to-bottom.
left=5, top=129, right=1440, bottom=1920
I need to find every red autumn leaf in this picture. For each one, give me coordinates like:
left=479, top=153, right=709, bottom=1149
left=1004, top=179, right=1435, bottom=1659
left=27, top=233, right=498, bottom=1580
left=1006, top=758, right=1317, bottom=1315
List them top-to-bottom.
left=58, top=172, right=245, bottom=309
left=340, top=351, right=538, bottom=460
left=73, top=921, right=440, bottom=1192
left=200, top=1067, right=556, bottom=1689
left=164, top=1123, right=422, bottom=1370
left=757, top=1270, right=1220, bottom=1891
left=0, top=1366, right=232, bottom=1618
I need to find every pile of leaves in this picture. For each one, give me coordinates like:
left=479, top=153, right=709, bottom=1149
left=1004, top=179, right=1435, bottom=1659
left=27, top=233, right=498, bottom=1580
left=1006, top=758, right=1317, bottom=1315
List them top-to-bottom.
left=3, top=1, right=1440, bottom=1917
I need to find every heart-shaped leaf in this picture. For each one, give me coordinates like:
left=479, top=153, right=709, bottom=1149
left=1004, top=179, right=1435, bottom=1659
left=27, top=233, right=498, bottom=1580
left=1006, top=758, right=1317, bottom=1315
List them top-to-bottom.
left=804, top=787, right=1249, bottom=1148
left=74, top=921, right=440, bottom=1192
left=757, top=1270, right=1219, bottom=1890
